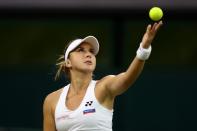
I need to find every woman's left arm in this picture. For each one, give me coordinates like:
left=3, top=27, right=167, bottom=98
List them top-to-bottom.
left=103, top=21, right=163, bottom=97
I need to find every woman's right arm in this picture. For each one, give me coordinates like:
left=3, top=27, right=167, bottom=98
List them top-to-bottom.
left=43, top=93, right=56, bottom=131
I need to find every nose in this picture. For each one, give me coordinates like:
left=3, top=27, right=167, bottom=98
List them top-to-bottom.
left=84, top=51, right=92, bottom=58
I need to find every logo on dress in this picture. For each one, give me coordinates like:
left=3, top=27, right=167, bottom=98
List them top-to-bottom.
left=85, top=101, right=93, bottom=106
left=83, top=108, right=96, bottom=114
left=56, top=114, right=70, bottom=121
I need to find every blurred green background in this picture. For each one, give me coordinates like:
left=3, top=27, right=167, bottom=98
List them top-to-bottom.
left=0, top=5, right=197, bottom=131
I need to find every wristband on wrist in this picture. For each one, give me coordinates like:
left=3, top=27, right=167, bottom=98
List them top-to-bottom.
left=136, top=43, right=152, bottom=60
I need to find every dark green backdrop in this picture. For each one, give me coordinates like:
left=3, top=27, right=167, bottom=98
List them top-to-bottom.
left=0, top=9, right=196, bottom=131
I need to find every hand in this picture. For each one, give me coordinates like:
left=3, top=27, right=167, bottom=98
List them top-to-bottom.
left=141, top=21, right=163, bottom=48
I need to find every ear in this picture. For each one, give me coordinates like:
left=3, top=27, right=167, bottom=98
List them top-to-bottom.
left=65, top=59, right=72, bottom=68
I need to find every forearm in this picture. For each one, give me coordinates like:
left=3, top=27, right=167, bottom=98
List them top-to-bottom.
left=106, top=42, right=151, bottom=95
left=105, top=56, right=145, bottom=96
left=124, top=57, right=145, bottom=86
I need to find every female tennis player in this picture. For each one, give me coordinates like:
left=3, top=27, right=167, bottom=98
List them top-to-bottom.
left=43, top=21, right=163, bottom=131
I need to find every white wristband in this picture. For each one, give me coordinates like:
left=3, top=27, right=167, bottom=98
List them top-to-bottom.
left=136, top=43, right=152, bottom=60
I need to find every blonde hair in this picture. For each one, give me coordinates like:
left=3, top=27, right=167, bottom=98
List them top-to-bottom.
left=55, top=41, right=73, bottom=81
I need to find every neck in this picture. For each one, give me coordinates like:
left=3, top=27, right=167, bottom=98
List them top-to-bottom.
left=70, top=71, right=92, bottom=93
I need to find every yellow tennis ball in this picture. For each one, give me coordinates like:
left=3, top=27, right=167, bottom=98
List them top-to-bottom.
left=149, top=7, right=163, bottom=21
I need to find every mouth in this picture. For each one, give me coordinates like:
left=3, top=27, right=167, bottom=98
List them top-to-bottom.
left=84, top=60, right=92, bottom=65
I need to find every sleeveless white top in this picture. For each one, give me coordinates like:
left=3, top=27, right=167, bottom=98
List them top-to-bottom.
left=55, top=80, right=113, bottom=131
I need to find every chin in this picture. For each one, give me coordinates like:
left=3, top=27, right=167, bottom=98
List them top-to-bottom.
left=82, top=67, right=95, bottom=73
left=85, top=68, right=95, bottom=73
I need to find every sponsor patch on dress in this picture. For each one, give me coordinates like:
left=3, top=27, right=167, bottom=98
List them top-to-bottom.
left=83, top=108, right=96, bottom=114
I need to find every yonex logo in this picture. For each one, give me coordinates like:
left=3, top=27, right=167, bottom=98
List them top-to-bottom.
left=85, top=101, right=93, bottom=106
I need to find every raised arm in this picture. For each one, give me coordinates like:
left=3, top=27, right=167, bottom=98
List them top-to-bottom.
left=102, top=21, right=163, bottom=97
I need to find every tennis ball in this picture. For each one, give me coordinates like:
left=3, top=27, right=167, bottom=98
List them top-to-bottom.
left=149, top=7, right=163, bottom=21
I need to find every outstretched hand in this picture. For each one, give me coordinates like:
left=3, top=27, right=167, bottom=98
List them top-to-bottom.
left=141, top=21, right=163, bottom=48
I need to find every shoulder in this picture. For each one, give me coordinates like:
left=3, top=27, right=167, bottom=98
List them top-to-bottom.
left=96, top=73, right=125, bottom=96
left=95, top=75, right=116, bottom=96
left=97, top=75, right=116, bottom=86
left=43, top=88, right=64, bottom=113
left=44, top=88, right=63, bottom=103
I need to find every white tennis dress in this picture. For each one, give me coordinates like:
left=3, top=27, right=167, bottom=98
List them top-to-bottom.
left=55, top=80, right=113, bottom=131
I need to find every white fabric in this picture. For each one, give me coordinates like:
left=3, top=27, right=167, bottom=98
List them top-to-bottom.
left=136, top=43, right=152, bottom=60
left=55, top=80, right=113, bottom=131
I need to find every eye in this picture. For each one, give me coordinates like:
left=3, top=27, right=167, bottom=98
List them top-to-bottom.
left=76, top=47, right=84, bottom=52
left=89, top=49, right=94, bottom=54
